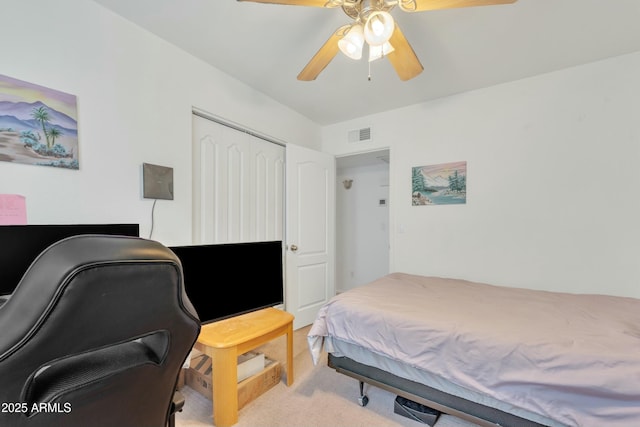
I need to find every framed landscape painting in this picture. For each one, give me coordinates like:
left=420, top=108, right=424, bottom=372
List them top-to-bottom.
left=0, top=73, right=79, bottom=169
left=412, top=161, right=467, bottom=205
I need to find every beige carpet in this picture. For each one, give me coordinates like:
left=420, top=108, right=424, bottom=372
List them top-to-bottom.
left=176, top=326, right=479, bottom=427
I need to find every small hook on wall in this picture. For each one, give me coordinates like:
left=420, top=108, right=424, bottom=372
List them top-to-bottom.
left=343, top=179, right=353, bottom=190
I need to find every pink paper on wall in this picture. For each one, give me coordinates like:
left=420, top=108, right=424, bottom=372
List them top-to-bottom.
left=0, top=194, right=27, bottom=225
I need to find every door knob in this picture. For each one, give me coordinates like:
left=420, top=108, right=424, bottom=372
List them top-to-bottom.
left=290, top=244, right=298, bottom=252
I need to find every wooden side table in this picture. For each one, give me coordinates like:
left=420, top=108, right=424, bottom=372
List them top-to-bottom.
left=193, top=307, right=294, bottom=427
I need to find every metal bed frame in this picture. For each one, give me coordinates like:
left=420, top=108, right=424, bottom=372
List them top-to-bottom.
left=328, top=354, right=550, bottom=427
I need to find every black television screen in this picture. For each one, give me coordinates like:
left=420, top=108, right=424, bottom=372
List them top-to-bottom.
left=0, top=224, right=139, bottom=296
left=170, top=241, right=284, bottom=324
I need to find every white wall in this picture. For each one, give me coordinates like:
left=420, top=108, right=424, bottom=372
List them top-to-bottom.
left=0, top=0, right=321, bottom=246
left=3, top=1, right=639, bottom=299
left=323, top=51, right=640, bottom=298
left=336, top=161, right=389, bottom=292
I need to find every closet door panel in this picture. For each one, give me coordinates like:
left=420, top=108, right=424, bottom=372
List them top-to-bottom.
left=192, top=114, right=284, bottom=244
left=196, top=137, right=218, bottom=243
left=225, top=140, right=250, bottom=242
left=252, top=141, right=285, bottom=241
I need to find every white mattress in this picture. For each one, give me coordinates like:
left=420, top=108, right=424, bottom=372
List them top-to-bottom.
left=308, top=273, right=640, bottom=427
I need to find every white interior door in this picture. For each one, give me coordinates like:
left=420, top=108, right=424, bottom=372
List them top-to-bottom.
left=285, top=144, right=336, bottom=329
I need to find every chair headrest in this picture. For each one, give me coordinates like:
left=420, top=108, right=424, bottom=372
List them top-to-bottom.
left=0, top=234, right=197, bottom=361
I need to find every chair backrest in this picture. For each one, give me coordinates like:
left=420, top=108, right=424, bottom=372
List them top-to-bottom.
left=0, top=235, right=201, bottom=427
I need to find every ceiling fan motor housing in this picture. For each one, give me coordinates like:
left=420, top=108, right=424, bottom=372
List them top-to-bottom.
left=342, top=0, right=395, bottom=21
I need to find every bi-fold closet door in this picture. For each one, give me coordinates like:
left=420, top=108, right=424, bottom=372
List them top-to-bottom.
left=192, top=114, right=285, bottom=244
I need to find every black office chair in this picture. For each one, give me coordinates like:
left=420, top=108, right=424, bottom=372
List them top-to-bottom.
left=0, top=235, right=201, bottom=427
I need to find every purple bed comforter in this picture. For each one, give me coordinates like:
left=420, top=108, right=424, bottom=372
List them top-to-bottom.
left=308, top=273, right=640, bottom=427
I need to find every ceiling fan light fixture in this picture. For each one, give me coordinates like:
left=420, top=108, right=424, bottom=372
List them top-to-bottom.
left=364, top=10, right=394, bottom=46
left=338, top=24, right=365, bottom=60
left=368, top=41, right=394, bottom=62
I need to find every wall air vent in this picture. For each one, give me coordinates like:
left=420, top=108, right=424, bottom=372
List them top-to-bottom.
left=347, top=127, right=372, bottom=143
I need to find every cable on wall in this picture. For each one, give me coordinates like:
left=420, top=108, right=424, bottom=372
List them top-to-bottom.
left=149, top=199, right=157, bottom=239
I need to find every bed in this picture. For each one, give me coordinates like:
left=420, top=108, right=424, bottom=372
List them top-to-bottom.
left=307, top=273, right=640, bottom=427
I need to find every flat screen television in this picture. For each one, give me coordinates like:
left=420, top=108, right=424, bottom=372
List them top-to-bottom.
left=0, top=224, right=139, bottom=296
left=169, top=240, right=284, bottom=324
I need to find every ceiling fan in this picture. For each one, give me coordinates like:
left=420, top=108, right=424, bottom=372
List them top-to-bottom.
left=238, top=0, right=517, bottom=81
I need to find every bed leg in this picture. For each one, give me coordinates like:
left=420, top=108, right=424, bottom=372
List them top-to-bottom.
left=357, top=381, right=369, bottom=407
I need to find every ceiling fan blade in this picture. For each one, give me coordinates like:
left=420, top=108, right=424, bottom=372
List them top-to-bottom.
left=237, top=0, right=333, bottom=7
left=399, top=0, right=517, bottom=12
left=297, top=25, right=349, bottom=81
left=386, top=25, right=423, bottom=81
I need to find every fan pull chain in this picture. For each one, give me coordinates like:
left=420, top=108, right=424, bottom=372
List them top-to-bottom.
left=368, top=61, right=372, bottom=81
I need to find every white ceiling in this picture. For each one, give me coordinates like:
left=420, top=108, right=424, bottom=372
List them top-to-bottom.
left=92, top=0, right=640, bottom=126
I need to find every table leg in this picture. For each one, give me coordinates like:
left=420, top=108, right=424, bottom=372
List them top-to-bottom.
left=286, top=321, right=294, bottom=386
left=211, top=346, right=238, bottom=427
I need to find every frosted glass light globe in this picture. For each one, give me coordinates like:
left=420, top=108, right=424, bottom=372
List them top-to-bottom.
left=364, top=11, right=394, bottom=46
left=338, top=24, right=365, bottom=60
left=368, top=41, right=394, bottom=62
